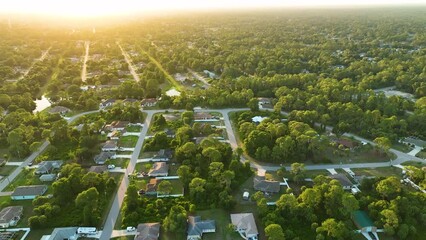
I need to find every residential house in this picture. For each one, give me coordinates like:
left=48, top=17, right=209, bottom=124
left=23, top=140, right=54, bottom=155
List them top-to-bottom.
left=203, top=70, right=218, bottom=79
left=141, top=98, right=158, bottom=108
left=257, top=98, right=271, bottom=105
left=99, top=99, right=116, bottom=108
left=48, top=106, right=71, bottom=115
left=194, top=112, right=215, bottom=121
left=251, top=116, right=267, bottom=124
left=104, top=121, right=130, bottom=132
left=164, top=128, right=175, bottom=138
left=107, top=130, right=123, bottom=140
left=101, top=140, right=119, bottom=152
left=152, top=149, right=172, bottom=162
left=94, top=152, right=115, bottom=165
left=35, top=161, right=63, bottom=175
left=148, top=162, right=169, bottom=177
left=89, top=165, right=108, bottom=174
left=39, top=174, right=57, bottom=182
left=330, top=174, right=354, bottom=190
left=253, top=176, right=280, bottom=193
left=145, top=179, right=160, bottom=195
left=11, top=185, right=48, bottom=200
left=0, top=206, right=23, bottom=228
left=230, top=213, right=258, bottom=240
left=187, top=216, right=216, bottom=240
left=135, top=223, right=160, bottom=240
left=44, top=227, right=78, bottom=240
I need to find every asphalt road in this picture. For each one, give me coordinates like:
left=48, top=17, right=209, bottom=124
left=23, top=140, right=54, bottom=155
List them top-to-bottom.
left=117, top=42, right=140, bottom=82
left=100, top=111, right=153, bottom=239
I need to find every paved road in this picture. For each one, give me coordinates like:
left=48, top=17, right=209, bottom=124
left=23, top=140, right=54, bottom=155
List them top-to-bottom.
left=81, top=41, right=90, bottom=83
left=117, top=42, right=140, bottom=82
left=100, top=111, right=153, bottom=239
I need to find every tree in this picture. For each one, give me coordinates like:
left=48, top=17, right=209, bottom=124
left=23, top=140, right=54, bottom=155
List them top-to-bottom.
left=247, top=98, right=259, bottom=111
left=374, top=137, right=391, bottom=156
left=291, top=162, right=306, bottom=183
left=177, top=165, right=192, bottom=187
left=376, top=176, right=401, bottom=199
left=189, top=177, right=206, bottom=204
left=157, top=180, right=173, bottom=195
left=75, top=187, right=100, bottom=225
left=163, top=205, right=188, bottom=233
left=316, top=218, right=348, bottom=239
left=265, top=224, right=285, bottom=240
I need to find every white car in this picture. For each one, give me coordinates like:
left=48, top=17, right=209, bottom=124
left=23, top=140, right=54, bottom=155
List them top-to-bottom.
left=107, top=164, right=116, bottom=170
left=126, top=226, right=136, bottom=232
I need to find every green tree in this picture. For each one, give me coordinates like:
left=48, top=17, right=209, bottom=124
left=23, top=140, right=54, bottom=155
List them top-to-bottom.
left=163, top=205, right=188, bottom=233
left=265, top=224, right=285, bottom=240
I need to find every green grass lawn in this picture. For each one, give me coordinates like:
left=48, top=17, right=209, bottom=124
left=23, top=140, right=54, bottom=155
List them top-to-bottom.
left=126, top=125, right=142, bottom=132
left=119, top=136, right=139, bottom=148
left=392, top=142, right=413, bottom=153
left=0, top=148, right=20, bottom=161
left=415, top=150, right=426, bottom=159
left=139, top=151, right=156, bottom=159
left=106, top=158, right=130, bottom=169
left=401, top=161, right=425, bottom=167
left=134, top=162, right=153, bottom=174
left=0, top=165, right=17, bottom=176
left=352, top=167, right=403, bottom=178
left=5, top=168, right=45, bottom=191
left=100, top=173, right=124, bottom=227
left=196, top=209, right=241, bottom=240
left=25, top=228, right=53, bottom=240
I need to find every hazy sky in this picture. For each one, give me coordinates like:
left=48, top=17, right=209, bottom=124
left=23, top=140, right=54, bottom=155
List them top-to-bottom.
left=1, top=0, right=425, bottom=17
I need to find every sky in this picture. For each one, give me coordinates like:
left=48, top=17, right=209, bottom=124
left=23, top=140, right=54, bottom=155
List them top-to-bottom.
left=0, top=0, right=425, bottom=17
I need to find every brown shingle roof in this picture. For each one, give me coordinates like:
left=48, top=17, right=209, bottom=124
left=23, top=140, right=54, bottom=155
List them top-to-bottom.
left=253, top=176, right=280, bottom=193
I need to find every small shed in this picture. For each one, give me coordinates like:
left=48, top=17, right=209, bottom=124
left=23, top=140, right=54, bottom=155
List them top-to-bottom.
left=39, top=174, right=57, bottom=182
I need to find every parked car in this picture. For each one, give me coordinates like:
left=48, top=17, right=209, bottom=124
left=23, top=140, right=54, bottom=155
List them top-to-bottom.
left=107, top=164, right=116, bottom=169
left=126, top=226, right=136, bottom=232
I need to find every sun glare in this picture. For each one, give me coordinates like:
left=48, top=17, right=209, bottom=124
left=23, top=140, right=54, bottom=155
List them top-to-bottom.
left=0, top=0, right=424, bottom=17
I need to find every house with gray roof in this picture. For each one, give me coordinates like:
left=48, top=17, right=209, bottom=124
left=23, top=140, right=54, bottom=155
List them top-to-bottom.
left=48, top=106, right=71, bottom=115
left=101, top=140, right=119, bottom=152
left=94, top=151, right=115, bottom=165
left=35, top=160, right=63, bottom=175
left=148, top=162, right=169, bottom=177
left=89, top=165, right=108, bottom=174
left=39, top=174, right=57, bottom=182
left=330, top=174, right=354, bottom=190
left=253, top=176, right=280, bottom=193
left=11, top=185, right=48, bottom=200
left=0, top=206, right=23, bottom=228
left=230, top=213, right=258, bottom=240
left=187, top=216, right=216, bottom=240
left=135, top=223, right=160, bottom=240
left=45, top=227, right=78, bottom=240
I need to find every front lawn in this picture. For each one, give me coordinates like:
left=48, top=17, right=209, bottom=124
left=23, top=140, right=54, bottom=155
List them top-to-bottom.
left=126, top=125, right=142, bottom=132
left=119, top=136, right=139, bottom=148
left=106, top=158, right=130, bottom=169
left=0, top=165, right=17, bottom=176
left=352, top=167, right=403, bottom=178
left=5, top=168, right=44, bottom=191
left=196, top=209, right=241, bottom=240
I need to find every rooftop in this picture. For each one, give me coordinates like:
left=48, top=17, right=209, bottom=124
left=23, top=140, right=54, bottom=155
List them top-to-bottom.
left=253, top=176, right=280, bottom=193
left=11, top=185, right=47, bottom=197
left=0, top=206, right=23, bottom=224
left=230, top=213, right=258, bottom=236
left=135, top=223, right=160, bottom=240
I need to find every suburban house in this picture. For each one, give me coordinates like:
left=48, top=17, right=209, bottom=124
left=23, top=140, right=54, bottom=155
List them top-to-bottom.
left=203, top=70, right=218, bottom=79
left=141, top=98, right=158, bottom=108
left=257, top=98, right=271, bottom=105
left=99, top=99, right=116, bottom=108
left=48, top=106, right=71, bottom=115
left=194, top=112, right=215, bottom=121
left=252, top=116, right=268, bottom=124
left=104, top=121, right=130, bottom=132
left=164, top=128, right=175, bottom=138
left=107, top=130, right=123, bottom=140
left=101, top=140, right=119, bottom=152
left=152, top=149, right=172, bottom=162
left=94, top=151, right=115, bottom=165
left=35, top=160, right=63, bottom=175
left=148, top=162, right=169, bottom=177
left=89, top=165, right=108, bottom=174
left=39, top=174, right=57, bottom=182
left=330, top=174, right=354, bottom=190
left=253, top=176, right=281, bottom=193
left=145, top=179, right=160, bottom=195
left=11, top=185, right=48, bottom=200
left=0, top=206, right=23, bottom=228
left=352, top=210, right=379, bottom=240
left=230, top=213, right=258, bottom=240
left=187, top=216, right=216, bottom=240
left=135, top=223, right=160, bottom=240
left=42, top=227, right=78, bottom=240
